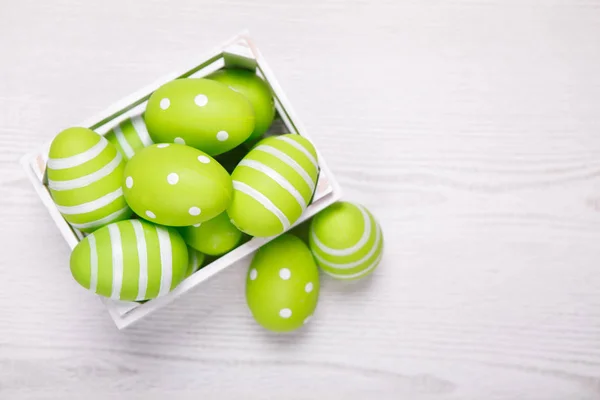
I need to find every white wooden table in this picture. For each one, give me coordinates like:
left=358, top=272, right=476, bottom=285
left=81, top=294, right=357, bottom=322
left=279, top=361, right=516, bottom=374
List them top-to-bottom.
left=2, top=1, right=600, bottom=398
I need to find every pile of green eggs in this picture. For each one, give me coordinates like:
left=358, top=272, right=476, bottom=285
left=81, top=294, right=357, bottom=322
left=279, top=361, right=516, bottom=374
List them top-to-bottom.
left=45, top=68, right=384, bottom=333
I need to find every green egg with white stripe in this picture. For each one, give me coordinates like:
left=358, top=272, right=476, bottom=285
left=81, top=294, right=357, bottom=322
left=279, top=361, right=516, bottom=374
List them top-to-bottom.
left=105, top=114, right=153, bottom=159
left=47, top=127, right=132, bottom=233
left=227, top=134, right=319, bottom=237
left=309, top=202, right=384, bottom=281
left=70, top=219, right=188, bottom=301
left=185, top=248, right=205, bottom=278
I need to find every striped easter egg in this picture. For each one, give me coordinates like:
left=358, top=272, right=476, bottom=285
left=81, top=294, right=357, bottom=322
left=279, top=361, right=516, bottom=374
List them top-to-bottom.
left=105, top=114, right=153, bottom=159
left=47, top=127, right=132, bottom=233
left=227, top=133, right=319, bottom=237
left=308, top=202, right=384, bottom=280
left=70, top=219, right=189, bottom=301
left=186, top=248, right=205, bottom=278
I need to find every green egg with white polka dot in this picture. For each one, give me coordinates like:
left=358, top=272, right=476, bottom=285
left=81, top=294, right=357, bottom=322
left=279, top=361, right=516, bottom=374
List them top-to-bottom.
left=207, top=68, right=275, bottom=142
left=144, top=78, right=255, bottom=156
left=105, top=114, right=153, bottom=160
left=47, top=127, right=132, bottom=233
left=227, top=133, right=319, bottom=237
left=123, top=143, right=233, bottom=226
left=309, top=202, right=384, bottom=280
left=180, top=212, right=242, bottom=256
left=70, top=219, right=188, bottom=301
left=246, top=234, right=319, bottom=333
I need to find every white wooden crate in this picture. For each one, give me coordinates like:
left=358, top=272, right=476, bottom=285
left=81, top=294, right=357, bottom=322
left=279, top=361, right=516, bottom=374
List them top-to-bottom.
left=20, top=32, right=343, bottom=329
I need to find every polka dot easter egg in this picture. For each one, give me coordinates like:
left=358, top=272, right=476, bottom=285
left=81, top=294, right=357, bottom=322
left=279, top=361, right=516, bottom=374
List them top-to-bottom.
left=207, top=68, right=275, bottom=143
left=144, top=78, right=255, bottom=156
left=105, top=114, right=153, bottom=160
left=47, top=127, right=132, bottom=233
left=227, top=134, right=319, bottom=237
left=123, top=143, right=233, bottom=226
left=309, top=202, right=384, bottom=280
left=180, top=212, right=242, bottom=256
left=70, top=219, right=188, bottom=301
left=246, top=234, right=319, bottom=333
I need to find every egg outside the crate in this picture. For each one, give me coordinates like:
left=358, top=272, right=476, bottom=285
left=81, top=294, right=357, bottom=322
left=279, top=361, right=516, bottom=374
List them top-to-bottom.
left=207, top=68, right=275, bottom=143
left=144, top=78, right=255, bottom=156
left=105, top=114, right=153, bottom=160
left=47, top=127, right=132, bottom=233
left=227, top=133, right=319, bottom=237
left=123, top=143, right=233, bottom=227
left=309, top=202, right=384, bottom=281
left=179, top=212, right=243, bottom=256
left=70, top=219, right=188, bottom=301
left=246, top=234, right=319, bottom=333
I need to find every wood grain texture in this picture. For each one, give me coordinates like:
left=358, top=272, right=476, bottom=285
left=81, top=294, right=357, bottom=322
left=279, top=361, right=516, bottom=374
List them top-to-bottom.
left=2, top=0, right=600, bottom=398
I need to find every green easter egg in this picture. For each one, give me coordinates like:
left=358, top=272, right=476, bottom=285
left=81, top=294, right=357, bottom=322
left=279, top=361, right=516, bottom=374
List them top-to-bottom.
left=207, top=69, right=275, bottom=142
left=144, top=78, right=255, bottom=156
left=105, top=114, right=153, bottom=160
left=47, top=127, right=132, bottom=233
left=227, top=134, right=319, bottom=237
left=123, top=144, right=232, bottom=226
left=309, top=202, right=384, bottom=280
left=180, top=212, right=242, bottom=256
left=70, top=219, right=188, bottom=301
left=246, top=234, right=319, bottom=332
left=186, top=248, right=205, bottom=277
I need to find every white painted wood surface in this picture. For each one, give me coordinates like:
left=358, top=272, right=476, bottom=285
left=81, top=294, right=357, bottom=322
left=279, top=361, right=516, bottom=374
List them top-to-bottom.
left=2, top=0, right=600, bottom=398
